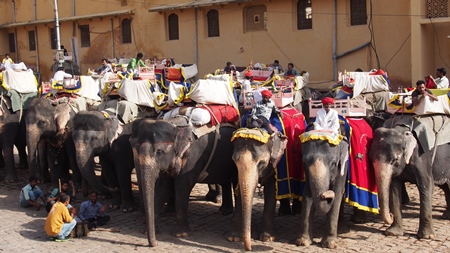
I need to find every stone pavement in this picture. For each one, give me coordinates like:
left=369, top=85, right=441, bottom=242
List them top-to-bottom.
left=1, top=168, right=450, bottom=253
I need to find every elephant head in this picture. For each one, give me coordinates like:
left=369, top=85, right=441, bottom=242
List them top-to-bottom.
left=25, top=98, right=75, bottom=179
left=71, top=111, right=122, bottom=194
left=131, top=118, right=193, bottom=247
left=370, top=127, right=416, bottom=225
left=231, top=132, right=288, bottom=251
left=302, top=137, right=349, bottom=215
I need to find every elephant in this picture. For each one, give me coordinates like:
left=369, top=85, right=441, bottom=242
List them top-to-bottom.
left=1, top=91, right=35, bottom=182
left=25, top=97, right=81, bottom=187
left=71, top=111, right=136, bottom=211
left=130, top=117, right=237, bottom=247
left=370, top=118, right=450, bottom=239
left=228, top=131, right=288, bottom=251
left=296, top=132, right=349, bottom=249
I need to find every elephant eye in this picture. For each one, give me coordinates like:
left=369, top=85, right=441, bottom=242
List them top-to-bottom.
left=37, top=120, right=47, bottom=127
left=90, top=136, right=99, bottom=141
left=156, top=149, right=165, bottom=156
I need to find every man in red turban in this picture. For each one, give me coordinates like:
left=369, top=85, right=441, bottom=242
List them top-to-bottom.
left=248, top=89, right=284, bottom=134
left=313, top=97, right=340, bottom=134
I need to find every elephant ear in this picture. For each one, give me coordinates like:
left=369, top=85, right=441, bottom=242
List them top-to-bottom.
left=105, top=117, right=123, bottom=146
left=173, top=125, right=193, bottom=172
left=403, top=131, right=416, bottom=164
left=269, top=132, right=288, bottom=168
left=339, top=140, right=349, bottom=176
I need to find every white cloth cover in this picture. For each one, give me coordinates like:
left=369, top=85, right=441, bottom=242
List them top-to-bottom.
left=118, top=58, right=131, bottom=65
left=3, top=62, right=27, bottom=71
left=182, top=64, right=198, bottom=80
left=2, top=69, right=37, bottom=93
left=294, top=72, right=309, bottom=90
left=344, top=72, right=389, bottom=98
left=204, top=73, right=231, bottom=83
left=78, top=76, right=101, bottom=101
left=118, top=79, right=155, bottom=107
left=188, top=79, right=236, bottom=106
left=167, top=81, right=185, bottom=106
left=415, top=95, right=450, bottom=115
left=163, top=107, right=211, bottom=126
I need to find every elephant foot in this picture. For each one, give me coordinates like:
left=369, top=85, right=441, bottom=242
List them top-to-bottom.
left=17, top=162, right=28, bottom=169
left=3, top=174, right=19, bottom=183
left=205, top=190, right=220, bottom=203
left=120, top=203, right=135, bottom=213
left=218, top=205, right=233, bottom=216
left=351, top=208, right=367, bottom=223
left=440, top=210, right=450, bottom=220
left=385, top=226, right=404, bottom=237
left=172, top=227, right=192, bottom=238
left=418, top=228, right=435, bottom=239
left=226, top=232, right=242, bottom=242
left=259, top=232, right=275, bottom=242
left=295, top=236, right=312, bottom=247
left=321, top=237, right=337, bottom=249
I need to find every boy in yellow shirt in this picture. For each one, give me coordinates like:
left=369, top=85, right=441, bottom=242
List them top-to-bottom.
left=45, top=195, right=76, bottom=242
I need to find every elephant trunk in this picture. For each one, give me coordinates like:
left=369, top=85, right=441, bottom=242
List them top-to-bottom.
left=26, top=125, right=40, bottom=177
left=75, top=142, right=118, bottom=194
left=138, top=150, right=158, bottom=247
left=236, top=153, right=259, bottom=251
left=308, top=160, right=334, bottom=215
left=373, top=160, right=394, bottom=225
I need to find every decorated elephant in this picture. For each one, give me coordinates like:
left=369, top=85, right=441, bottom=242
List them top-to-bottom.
left=25, top=97, right=81, bottom=187
left=71, top=111, right=136, bottom=211
left=370, top=114, right=450, bottom=239
left=130, top=117, right=237, bottom=247
left=228, top=129, right=288, bottom=251
left=296, top=130, right=349, bottom=248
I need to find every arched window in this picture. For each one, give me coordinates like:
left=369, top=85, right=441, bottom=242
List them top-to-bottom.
left=297, top=0, right=312, bottom=30
left=244, top=5, right=266, bottom=32
left=207, top=9, right=220, bottom=37
left=168, top=14, right=179, bottom=40
left=122, top=19, right=132, bottom=44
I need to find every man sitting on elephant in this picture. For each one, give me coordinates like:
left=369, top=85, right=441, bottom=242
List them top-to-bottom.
left=412, top=79, right=438, bottom=106
left=248, top=89, right=284, bottom=134
left=313, top=97, right=340, bottom=134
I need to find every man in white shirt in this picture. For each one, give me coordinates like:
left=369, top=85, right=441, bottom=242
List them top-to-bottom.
left=53, top=67, right=72, bottom=82
left=427, top=68, right=449, bottom=89
left=313, top=97, right=340, bottom=134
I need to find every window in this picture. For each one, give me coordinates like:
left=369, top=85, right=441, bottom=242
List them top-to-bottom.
left=297, top=0, right=312, bottom=30
left=350, top=0, right=367, bottom=26
left=425, top=0, right=448, bottom=18
left=245, top=5, right=267, bottom=32
left=207, top=9, right=220, bottom=37
left=168, top=14, right=179, bottom=40
left=122, top=18, right=132, bottom=43
left=79, top=25, right=90, bottom=47
left=50, top=28, right=56, bottom=49
left=28, top=30, right=36, bottom=51
left=8, top=33, right=15, bottom=53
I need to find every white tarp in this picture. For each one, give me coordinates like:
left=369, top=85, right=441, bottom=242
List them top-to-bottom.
left=3, top=62, right=28, bottom=71
left=2, top=69, right=37, bottom=93
left=344, top=72, right=389, bottom=98
left=78, top=76, right=101, bottom=101
left=118, top=79, right=154, bottom=107
left=187, top=79, right=236, bottom=106
left=167, top=81, right=185, bottom=106
left=415, top=95, right=450, bottom=115
left=163, top=106, right=211, bottom=126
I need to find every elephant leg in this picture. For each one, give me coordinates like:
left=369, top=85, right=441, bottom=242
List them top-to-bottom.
left=16, top=120, right=28, bottom=169
left=66, top=138, right=81, bottom=191
left=37, top=140, right=50, bottom=182
left=2, top=143, right=17, bottom=182
left=16, top=144, right=28, bottom=169
left=47, top=147, right=60, bottom=188
left=0, top=148, right=5, bottom=168
left=99, top=157, right=121, bottom=210
left=117, top=163, right=135, bottom=213
left=155, top=173, right=174, bottom=216
left=172, top=176, right=195, bottom=237
left=260, top=176, right=277, bottom=242
left=417, top=177, right=435, bottom=239
left=385, top=179, right=404, bottom=236
left=218, top=182, right=233, bottom=215
left=401, top=182, right=410, bottom=205
left=228, top=183, right=242, bottom=242
left=438, top=183, right=450, bottom=219
left=205, top=184, right=223, bottom=204
left=296, top=184, right=314, bottom=247
left=321, top=184, right=345, bottom=249
left=292, top=198, right=302, bottom=215
left=351, top=207, right=367, bottom=223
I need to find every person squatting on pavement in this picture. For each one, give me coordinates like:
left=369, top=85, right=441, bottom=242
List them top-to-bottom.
left=248, top=89, right=284, bottom=134
left=19, top=176, right=46, bottom=210
left=78, top=191, right=111, bottom=230
left=45, top=194, right=77, bottom=242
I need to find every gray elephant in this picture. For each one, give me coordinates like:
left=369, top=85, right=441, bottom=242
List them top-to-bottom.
left=1, top=90, right=36, bottom=182
left=25, top=97, right=81, bottom=187
left=71, top=111, right=136, bottom=211
left=370, top=114, right=450, bottom=239
left=130, top=118, right=237, bottom=247
left=228, top=130, right=288, bottom=251
left=296, top=131, right=349, bottom=248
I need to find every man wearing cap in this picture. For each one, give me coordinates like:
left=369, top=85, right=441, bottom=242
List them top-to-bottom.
left=239, top=70, right=253, bottom=103
left=249, top=89, right=284, bottom=134
left=313, top=97, right=340, bottom=134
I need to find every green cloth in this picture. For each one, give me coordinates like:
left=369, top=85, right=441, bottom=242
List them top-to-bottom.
left=127, top=58, right=146, bottom=71
left=1, top=87, right=38, bottom=112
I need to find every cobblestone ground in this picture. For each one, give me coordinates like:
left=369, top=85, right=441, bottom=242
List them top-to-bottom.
left=1, top=167, right=450, bottom=253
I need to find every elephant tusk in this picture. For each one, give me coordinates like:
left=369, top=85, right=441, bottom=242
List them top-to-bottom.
left=320, top=190, right=335, bottom=200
